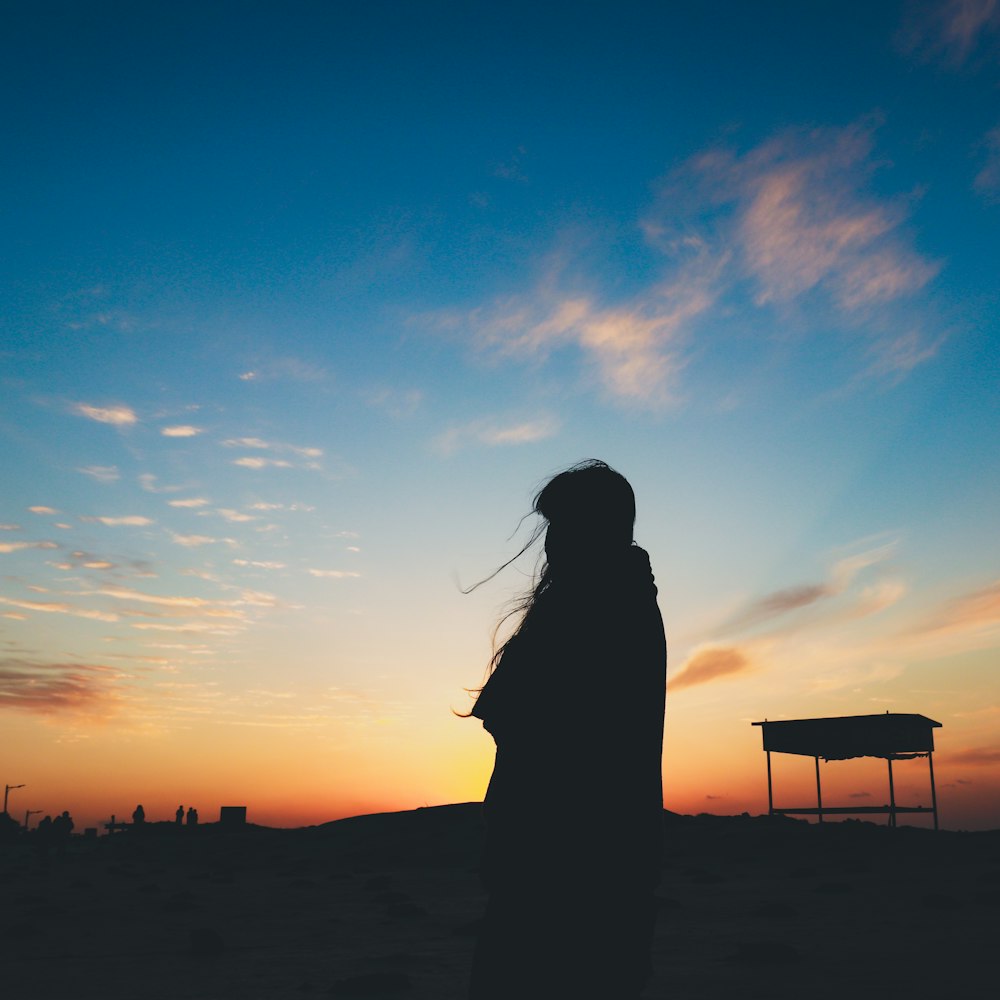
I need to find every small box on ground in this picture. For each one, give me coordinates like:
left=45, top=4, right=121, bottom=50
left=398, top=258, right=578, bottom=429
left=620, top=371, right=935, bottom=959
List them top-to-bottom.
left=219, top=806, right=247, bottom=826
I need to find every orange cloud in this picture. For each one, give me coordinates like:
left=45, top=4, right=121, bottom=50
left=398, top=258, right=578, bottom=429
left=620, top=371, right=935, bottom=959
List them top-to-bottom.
left=918, top=580, right=1000, bottom=637
left=0, top=596, right=118, bottom=622
left=669, top=646, right=751, bottom=690
left=0, top=658, right=119, bottom=714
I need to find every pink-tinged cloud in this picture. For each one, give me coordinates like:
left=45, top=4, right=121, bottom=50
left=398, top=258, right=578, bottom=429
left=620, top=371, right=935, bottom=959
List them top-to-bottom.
left=897, top=0, right=1000, bottom=67
left=641, top=122, right=943, bottom=381
left=665, top=123, right=939, bottom=312
left=974, top=125, right=1000, bottom=201
left=451, top=254, right=717, bottom=406
left=73, top=402, right=138, bottom=425
left=435, top=416, right=559, bottom=454
left=161, top=425, right=203, bottom=437
left=233, top=457, right=293, bottom=469
left=77, top=465, right=120, bottom=482
left=168, top=497, right=211, bottom=508
left=28, top=506, right=59, bottom=515
left=215, top=508, right=256, bottom=523
left=86, top=515, right=154, bottom=527
left=170, top=533, right=220, bottom=547
left=717, top=540, right=900, bottom=635
left=0, top=541, right=59, bottom=554
left=308, top=569, right=361, bottom=579
left=918, top=580, right=1000, bottom=637
left=726, top=583, right=831, bottom=630
left=95, top=587, right=215, bottom=608
left=0, top=596, right=119, bottom=622
left=669, top=646, right=751, bottom=690
left=0, top=658, right=120, bottom=715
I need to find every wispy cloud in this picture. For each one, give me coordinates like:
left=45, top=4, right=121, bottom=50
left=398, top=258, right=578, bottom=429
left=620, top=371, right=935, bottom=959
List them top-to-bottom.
left=897, top=0, right=1000, bottom=67
left=443, top=121, right=940, bottom=406
left=645, top=121, right=940, bottom=340
left=974, top=125, right=1000, bottom=201
left=443, top=256, right=716, bottom=406
left=235, top=357, right=329, bottom=383
left=365, top=386, right=424, bottom=418
left=73, top=402, right=138, bottom=425
left=434, top=415, right=559, bottom=454
left=161, top=425, right=203, bottom=437
left=222, top=437, right=323, bottom=459
left=232, top=456, right=293, bottom=470
left=77, top=465, right=120, bottom=483
left=139, top=474, right=186, bottom=494
left=168, top=497, right=211, bottom=508
left=28, top=506, right=59, bottom=515
left=214, top=508, right=256, bottom=523
left=84, top=515, right=154, bottom=527
left=0, top=524, right=21, bottom=531
left=170, top=533, right=225, bottom=548
left=718, top=540, right=900, bottom=635
left=0, top=541, right=58, bottom=554
left=233, top=559, right=287, bottom=569
left=308, top=569, right=361, bottom=579
left=914, top=580, right=1000, bottom=639
left=94, top=586, right=216, bottom=609
left=0, top=596, right=118, bottom=622
left=669, top=645, right=751, bottom=690
left=0, top=657, right=120, bottom=715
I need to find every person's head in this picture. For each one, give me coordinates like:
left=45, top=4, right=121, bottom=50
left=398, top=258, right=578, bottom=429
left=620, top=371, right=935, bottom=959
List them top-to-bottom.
left=534, top=460, right=635, bottom=570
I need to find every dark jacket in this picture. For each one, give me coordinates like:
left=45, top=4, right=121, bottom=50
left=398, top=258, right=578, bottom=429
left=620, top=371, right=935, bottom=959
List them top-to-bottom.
left=472, top=545, right=666, bottom=892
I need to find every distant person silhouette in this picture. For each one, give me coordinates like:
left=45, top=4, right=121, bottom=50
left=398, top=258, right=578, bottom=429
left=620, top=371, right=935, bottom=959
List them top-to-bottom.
left=467, top=460, right=667, bottom=1000
left=132, top=804, right=145, bottom=825
left=175, top=805, right=184, bottom=825
left=186, top=806, right=198, bottom=826
left=52, top=810, right=75, bottom=852
left=35, top=814, right=53, bottom=861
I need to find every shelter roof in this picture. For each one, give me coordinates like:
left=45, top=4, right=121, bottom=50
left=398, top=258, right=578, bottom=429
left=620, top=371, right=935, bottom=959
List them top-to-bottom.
left=751, top=713, right=941, bottom=760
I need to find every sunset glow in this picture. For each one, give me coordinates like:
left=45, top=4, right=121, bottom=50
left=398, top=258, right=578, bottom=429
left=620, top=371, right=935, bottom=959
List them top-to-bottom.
left=2, top=1, right=999, bottom=832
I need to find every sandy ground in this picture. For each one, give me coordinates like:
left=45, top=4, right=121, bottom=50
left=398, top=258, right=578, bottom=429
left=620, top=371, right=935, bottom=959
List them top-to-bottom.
left=2, top=804, right=998, bottom=999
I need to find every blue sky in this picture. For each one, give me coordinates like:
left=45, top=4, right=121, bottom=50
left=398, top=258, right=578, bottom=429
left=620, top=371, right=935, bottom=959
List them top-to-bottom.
left=1, top=0, right=999, bottom=829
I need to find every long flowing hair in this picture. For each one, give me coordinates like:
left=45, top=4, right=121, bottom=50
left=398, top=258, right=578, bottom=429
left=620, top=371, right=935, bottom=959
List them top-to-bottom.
left=465, top=458, right=635, bottom=684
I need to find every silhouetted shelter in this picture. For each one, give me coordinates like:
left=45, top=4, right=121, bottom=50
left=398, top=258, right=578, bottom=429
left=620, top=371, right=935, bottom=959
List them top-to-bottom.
left=752, top=713, right=942, bottom=829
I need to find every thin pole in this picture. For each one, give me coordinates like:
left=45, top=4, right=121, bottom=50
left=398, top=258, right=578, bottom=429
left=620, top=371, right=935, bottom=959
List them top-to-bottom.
left=766, top=750, right=774, bottom=816
left=928, top=752, right=939, bottom=831
left=814, top=756, right=823, bottom=824
left=887, top=758, right=896, bottom=828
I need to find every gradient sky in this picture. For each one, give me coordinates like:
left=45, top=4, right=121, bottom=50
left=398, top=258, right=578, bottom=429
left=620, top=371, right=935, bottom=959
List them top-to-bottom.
left=2, top=0, right=999, bottom=831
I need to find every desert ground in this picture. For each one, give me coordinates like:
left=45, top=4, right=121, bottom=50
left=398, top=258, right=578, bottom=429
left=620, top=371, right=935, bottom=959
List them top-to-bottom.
left=2, top=804, right=997, bottom=999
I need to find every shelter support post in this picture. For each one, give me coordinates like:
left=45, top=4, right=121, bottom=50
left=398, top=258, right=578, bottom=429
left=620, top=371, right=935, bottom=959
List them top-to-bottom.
left=766, top=750, right=774, bottom=816
left=928, top=752, right=939, bottom=832
left=814, top=756, right=823, bottom=824
left=887, top=758, right=897, bottom=828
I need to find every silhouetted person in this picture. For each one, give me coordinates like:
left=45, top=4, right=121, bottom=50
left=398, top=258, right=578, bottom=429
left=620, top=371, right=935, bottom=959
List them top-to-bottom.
left=467, top=461, right=666, bottom=1000
left=132, top=804, right=145, bottom=825
left=175, top=805, right=184, bottom=825
left=186, top=806, right=198, bottom=826
left=52, top=810, right=74, bottom=853
left=35, top=814, right=53, bottom=861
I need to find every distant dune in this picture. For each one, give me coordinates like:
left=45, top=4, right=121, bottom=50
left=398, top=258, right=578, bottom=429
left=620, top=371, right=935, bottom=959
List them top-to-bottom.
left=2, top=804, right=997, bottom=998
